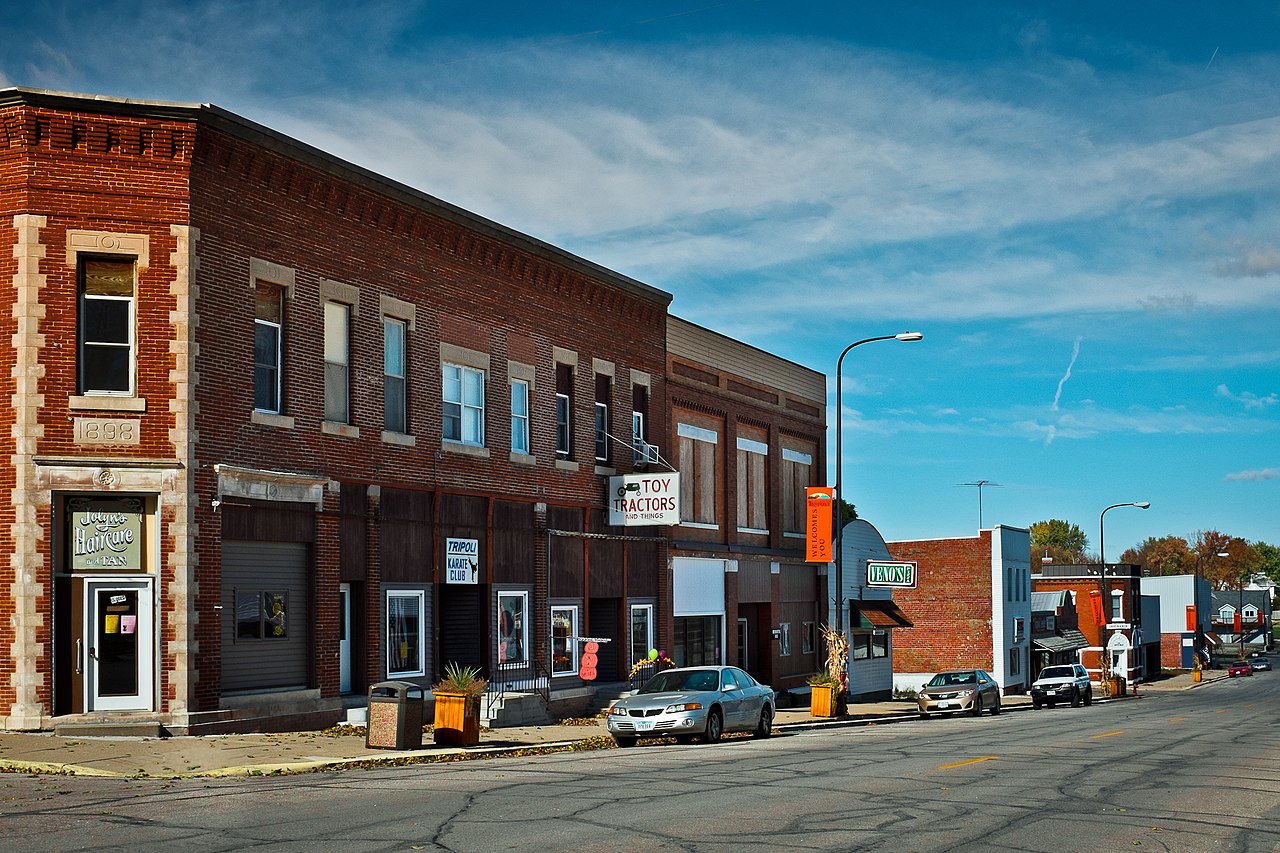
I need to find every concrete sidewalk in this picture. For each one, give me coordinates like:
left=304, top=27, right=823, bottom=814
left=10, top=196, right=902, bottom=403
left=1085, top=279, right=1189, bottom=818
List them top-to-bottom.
left=0, top=671, right=1218, bottom=779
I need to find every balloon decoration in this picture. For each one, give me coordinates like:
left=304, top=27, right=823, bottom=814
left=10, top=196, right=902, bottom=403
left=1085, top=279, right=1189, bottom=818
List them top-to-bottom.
left=648, top=648, right=659, bottom=661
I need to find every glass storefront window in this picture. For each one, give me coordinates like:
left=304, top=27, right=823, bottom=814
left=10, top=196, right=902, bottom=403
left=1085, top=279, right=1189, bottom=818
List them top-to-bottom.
left=387, top=590, right=424, bottom=677
left=498, top=591, right=528, bottom=667
left=552, top=606, right=578, bottom=675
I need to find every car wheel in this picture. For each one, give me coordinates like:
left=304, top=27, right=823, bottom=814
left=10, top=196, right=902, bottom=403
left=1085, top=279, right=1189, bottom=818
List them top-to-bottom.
left=1071, top=688, right=1082, bottom=708
left=1084, top=688, right=1093, bottom=707
left=971, top=696, right=983, bottom=717
left=990, top=698, right=1001, bottom=716
left=1032, top=699, right=1042, bottom=710
left=753, top=705, right=773, bottom=738
left=704, top=708, right=724, bottom=743
left=613, top=736, right=636, bottom=748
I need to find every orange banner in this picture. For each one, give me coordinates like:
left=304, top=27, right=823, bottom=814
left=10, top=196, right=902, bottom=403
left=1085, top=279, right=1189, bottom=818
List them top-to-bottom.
left=805, top=487, right=834, bottom=563
left=1089, top=589, right=1106, bottom=626
left=1185, top=605, right=1196, bottom=632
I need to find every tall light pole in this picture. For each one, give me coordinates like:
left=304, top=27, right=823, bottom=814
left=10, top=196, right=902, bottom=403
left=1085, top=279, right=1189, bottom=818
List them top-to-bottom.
left=833, top=332, right=922, bottom=633
left=1097, top=501, right=1150, bottom=690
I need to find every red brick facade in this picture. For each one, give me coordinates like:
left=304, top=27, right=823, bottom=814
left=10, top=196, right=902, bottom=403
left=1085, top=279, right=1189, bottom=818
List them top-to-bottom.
left=889, top=533, right=996, bottom=673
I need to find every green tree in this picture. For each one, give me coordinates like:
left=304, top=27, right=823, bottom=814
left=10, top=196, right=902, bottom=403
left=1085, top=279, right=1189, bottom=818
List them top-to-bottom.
left=1030, top=519, right=1089, bottom=570
left=1253, top=541, right=1280, bottom=585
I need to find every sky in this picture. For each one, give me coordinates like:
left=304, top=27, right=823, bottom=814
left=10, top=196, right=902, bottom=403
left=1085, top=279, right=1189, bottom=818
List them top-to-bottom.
left=5, top=1, right=1279, bottom=554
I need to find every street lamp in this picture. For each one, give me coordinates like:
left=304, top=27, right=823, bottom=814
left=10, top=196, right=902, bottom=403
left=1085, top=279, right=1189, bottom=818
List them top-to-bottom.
left=833, top=331, right=923, bottom=633
left=1096, top=501, right=1149, bottom=693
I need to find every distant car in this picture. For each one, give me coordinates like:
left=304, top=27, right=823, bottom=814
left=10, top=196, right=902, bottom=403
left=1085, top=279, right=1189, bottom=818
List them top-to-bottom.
left=1249, top=657, right=1271, bottom=672
left=1228, top=660, right=1253, bottom=678
left=1030, top=663, right=1093, bottom=709
left=605, top=665, right=775, bottom=747
left=917, top=669, right=1002, bottom=718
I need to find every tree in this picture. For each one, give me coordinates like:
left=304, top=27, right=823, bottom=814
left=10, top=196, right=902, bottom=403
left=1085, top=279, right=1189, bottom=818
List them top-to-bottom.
left=1030, top=519, right=1088, bottom=570
left=1190, top=530, right=1258, bottom=589
left=1120, top=536, right=1192, bottom=576
left=1252, top=541, right=1280, bottom=585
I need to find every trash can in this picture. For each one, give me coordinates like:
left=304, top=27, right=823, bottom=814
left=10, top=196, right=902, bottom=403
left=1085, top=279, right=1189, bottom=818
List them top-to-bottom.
left=366, top=681, right=425, bottom=749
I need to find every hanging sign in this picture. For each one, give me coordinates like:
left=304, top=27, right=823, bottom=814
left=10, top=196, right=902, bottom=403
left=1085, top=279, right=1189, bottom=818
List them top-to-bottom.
left=607, top=473, right=680, bottom=526
left=805, top=487, right=833, bottom=562
left=444, top=538, right=479, bottom=584
left=866, top=560, right=918, bottom=588
left=580, top=640, right=600, bottom=681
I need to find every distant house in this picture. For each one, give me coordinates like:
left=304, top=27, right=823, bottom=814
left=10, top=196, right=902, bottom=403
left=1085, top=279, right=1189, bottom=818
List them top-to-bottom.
left=888, top=526, right=1032, bottom=695
left=1210, top=589, right=1274, bottom=657
left=1029, top=590, right=1088, bottom=682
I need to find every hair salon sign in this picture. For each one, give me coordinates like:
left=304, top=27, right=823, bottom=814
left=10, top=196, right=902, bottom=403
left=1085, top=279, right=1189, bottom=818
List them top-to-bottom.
left=69, top=497, right=143, bottom=571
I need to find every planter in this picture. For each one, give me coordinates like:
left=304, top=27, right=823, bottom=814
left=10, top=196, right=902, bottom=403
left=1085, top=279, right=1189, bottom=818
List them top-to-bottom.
left=810, top=684, right=838, bottom=717
left=433, top=691, right=481, bottom=746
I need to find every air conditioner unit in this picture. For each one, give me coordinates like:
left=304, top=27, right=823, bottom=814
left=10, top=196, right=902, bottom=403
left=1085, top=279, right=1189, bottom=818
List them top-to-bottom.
left=633, top=441, right=660, bottom=466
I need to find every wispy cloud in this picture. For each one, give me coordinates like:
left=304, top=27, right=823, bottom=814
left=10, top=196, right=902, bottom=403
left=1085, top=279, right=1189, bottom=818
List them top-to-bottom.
left=1051, top=338, right=1082, bottom=412
left=1217, top=384, right=1278, bottom=409
left=1226, top=467, right=1280, bottom=482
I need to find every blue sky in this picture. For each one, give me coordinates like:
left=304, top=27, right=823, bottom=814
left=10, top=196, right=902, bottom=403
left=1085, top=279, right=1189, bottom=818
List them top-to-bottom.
left=6, top=1, right=1279, bottom=553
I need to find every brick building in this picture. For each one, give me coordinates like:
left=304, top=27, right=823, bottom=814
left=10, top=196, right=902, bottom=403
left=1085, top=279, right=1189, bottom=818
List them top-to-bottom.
left=1, top=87, right=675, bottom=732
left=664, top=317, right=827, bottom=694
left=888, top=526, right=1032, bottom=695
left=1030, top=564, right=1161, bottom=689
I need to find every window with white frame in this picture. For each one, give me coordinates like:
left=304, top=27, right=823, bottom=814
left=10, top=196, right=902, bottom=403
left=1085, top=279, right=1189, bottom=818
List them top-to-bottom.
left=80, top=258, right=136, bottom=395
left=254, top=284, right=283, bottom=413
left=324, top=301, right=350, bottom=423
left=383, top=317, right=407, bottom=433
left=443, top=363, right=485, bottom=445
left=555, top=363, right=573, bottom=458
left=594, top=373, right=611, bottom=463
left=511, top=379, right=530, bottom=454
left=632, top=383, right=649, bottom=465
left=678, top=421, right=719, bottom=527
left=736, top=436, right=768, bottom=533
left=781, top=446, right=813, bottom=536
left=386, top=590, right=425, bottom=677
left=1111, top=590, right=1124, bottom=620
left=498, top=591, right=528, bottom=667
left=630, top=604, right=653, bottom=664
left=1218, top=605, right=1234, bottom=622
left=1243, top=605, right=1259, bottom=622
left=552, top=606, right=579, bottom=676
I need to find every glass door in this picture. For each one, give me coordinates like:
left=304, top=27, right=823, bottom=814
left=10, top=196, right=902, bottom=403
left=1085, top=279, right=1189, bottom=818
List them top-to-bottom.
left=84, top=578, right=154, bottom=712
left=339, top=583, right=352, bottom=693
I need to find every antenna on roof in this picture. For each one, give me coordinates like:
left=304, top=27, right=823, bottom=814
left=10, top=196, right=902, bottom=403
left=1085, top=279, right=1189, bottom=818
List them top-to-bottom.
left=957, top=480, right=1003, bottom=529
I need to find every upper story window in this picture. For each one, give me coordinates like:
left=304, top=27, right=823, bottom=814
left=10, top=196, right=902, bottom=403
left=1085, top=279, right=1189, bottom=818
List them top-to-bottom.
left=79, top=258, right=135, bottom=395
left=254, top=285, right=283, bottom=413
left=324, top=301, right=351, bottom=423
left=383, top=318, right=407, bottom=433
left=443, top=363, right=485, bottom=445
left=555, top=363, right=574, bottom=458
left=595, top=374, right=612, bottom=463
left=511, top=379, right=530, bottom=454
left=632, top=384, right=649, bottom=465
left=678, top=421, right=719, bottom=527
left=736, top=435, right=768, bottom=533
left=781, top=446, right=814, bottom=536
left=1111, top=590, right=1124, bottom=620
left=1218, top=605, right=1234, bottom=622
left=1242, top=605, right=1259, bottom=622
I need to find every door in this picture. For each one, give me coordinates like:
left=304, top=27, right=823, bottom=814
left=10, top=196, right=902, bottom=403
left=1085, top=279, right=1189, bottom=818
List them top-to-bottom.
left=84, top=578, right=154, bottom=712
left=339, top=583, right=352, bottom=694
left=737, top=618, right=749, bottom=670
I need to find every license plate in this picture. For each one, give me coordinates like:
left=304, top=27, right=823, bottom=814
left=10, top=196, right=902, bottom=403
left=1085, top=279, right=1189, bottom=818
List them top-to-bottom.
left=1046, top=689, right=1057, bottom=695
left=936, top=702, right=950, bottom=709
left=636, top=720, right=654, bottom=731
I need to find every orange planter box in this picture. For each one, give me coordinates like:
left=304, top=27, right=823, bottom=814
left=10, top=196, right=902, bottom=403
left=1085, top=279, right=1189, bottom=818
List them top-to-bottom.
left=810, top=684, right=837, bottom=717
left=433, top=692, right=481, bottom=746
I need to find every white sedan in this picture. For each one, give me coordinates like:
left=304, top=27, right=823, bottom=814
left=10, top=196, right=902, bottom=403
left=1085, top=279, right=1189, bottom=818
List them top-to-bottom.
left=605, top=666, right=775, bottom=747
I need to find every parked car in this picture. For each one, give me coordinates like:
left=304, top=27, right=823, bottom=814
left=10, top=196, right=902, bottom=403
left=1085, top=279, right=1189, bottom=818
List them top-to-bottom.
left=1248, top=656, right=1271, bottom=672
left=1227, top=660, right=1253, bottom=677
left=1030, top=663, right=1093, bottom=709
left=605, top=665, right=775, bottom=747
left=917, top=669, right=1002, bottom=718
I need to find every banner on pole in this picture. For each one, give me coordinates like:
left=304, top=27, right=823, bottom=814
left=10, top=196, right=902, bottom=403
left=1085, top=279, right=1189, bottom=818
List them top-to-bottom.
left=805, top=487, right=834, bottom=563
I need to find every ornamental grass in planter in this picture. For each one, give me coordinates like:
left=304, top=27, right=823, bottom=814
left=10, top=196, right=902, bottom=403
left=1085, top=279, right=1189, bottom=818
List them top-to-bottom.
left=432, top=662, right=486, bottom=746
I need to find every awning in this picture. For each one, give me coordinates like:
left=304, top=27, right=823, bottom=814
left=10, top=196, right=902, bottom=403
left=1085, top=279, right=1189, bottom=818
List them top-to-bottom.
left=851, top=599, right=914, bottom=629
left=1033, top=629, right=1088, bottom=653
left=1205, top=632, right=1223, bottom=647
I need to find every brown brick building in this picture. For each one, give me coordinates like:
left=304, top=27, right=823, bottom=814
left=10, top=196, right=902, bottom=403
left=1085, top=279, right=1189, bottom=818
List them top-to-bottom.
left=1, top=87, right=674, bottom=732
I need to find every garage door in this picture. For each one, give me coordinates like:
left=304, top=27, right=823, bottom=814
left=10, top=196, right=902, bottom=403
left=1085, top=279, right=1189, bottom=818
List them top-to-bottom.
left=222, top=541, right=309, bottom=692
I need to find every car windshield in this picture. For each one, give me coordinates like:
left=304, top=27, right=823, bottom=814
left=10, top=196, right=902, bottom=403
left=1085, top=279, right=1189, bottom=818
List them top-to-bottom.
left=1040, top=666, right=1075, bottom=679
left=638, top=669, right=719, bottom=694
left=927, top=671, right=976, bottom=687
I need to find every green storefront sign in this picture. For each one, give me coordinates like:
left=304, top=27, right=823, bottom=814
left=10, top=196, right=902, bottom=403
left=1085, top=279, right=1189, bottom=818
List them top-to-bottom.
left=69, top=497, right=144, bottom=571
left=866, top=560, right=918, bottom=588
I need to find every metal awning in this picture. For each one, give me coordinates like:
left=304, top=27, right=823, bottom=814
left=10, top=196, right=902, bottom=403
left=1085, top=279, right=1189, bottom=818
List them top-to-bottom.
left=851, top=599, right=914, bottom=629
left=1033, top=629, right=1088, bottom=653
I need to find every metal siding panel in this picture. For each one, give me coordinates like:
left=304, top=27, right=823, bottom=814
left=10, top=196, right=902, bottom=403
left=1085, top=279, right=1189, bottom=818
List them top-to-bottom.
left=221, top=541, right=309, bottom=692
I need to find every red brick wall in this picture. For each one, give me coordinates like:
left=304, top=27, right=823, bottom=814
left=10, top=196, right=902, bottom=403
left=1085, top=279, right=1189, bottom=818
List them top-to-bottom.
left=888, top=533, right=995, bottom=672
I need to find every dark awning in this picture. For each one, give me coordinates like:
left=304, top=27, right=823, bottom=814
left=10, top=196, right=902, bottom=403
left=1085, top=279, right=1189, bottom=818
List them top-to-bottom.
left=852, top=599, right=914, bottom=629
left=1033, top=629, right=1088, bottom=653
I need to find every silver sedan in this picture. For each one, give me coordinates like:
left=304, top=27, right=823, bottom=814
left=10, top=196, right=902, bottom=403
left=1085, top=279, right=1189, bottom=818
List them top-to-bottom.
left=605, top=665, right=775, bottom=747
left=917, top=668, right=1002, bottom=718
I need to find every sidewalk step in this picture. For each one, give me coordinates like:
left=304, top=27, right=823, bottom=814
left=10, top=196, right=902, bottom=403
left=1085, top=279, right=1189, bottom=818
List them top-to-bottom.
left=54, top=721, right=167, bottom=738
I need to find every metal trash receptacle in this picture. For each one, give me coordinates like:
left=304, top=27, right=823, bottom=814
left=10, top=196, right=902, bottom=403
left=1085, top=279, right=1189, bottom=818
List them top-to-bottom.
left=366, top=681, right=424, bottom=749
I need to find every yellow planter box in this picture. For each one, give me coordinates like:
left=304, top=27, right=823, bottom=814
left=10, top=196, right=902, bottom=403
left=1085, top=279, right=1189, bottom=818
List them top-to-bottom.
left=810, top=684, right=838, bottom=717
left=433, top=691, right=481, bottom=746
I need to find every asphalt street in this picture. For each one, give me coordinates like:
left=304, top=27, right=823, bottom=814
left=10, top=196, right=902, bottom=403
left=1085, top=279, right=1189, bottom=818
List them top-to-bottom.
left=2, top=675, right=1277, bottom=852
